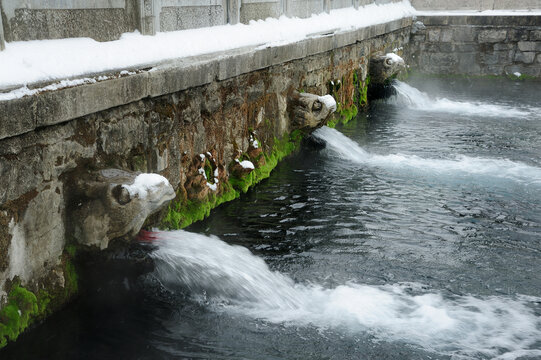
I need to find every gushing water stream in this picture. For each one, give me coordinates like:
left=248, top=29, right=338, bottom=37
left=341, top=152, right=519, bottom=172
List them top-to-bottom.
left=147, top=79, right=541, bottom=359
left=390, top=81, right=540, bottom=119
left=313, top=125, right=541, bottom=187
left=151, top=230, right=541, bottom=360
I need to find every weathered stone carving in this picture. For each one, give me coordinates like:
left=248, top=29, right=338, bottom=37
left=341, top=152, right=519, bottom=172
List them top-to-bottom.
left=411, top=21, right=426, bottom=34
left=369, top=53, right=406, bottom=85
left=288, top=92, right=337, bottom=131
left=70, top=169, right=175, bottom=249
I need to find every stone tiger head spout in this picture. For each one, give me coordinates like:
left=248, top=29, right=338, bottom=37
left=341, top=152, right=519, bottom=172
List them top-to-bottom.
left=369, top=53, right=406, bottom=85
left=288, top=91, right=337, bottom=131
left=69, top=169, right=175, bottom=249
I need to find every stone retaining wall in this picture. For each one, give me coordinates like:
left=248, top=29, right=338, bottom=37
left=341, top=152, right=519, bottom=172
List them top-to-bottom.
left=407, top=15, right=541, bottom=77
left=0, top=18, right=411, bottom=348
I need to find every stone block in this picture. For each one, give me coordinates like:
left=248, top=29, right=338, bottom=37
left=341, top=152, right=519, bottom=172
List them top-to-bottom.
left=240, top=2, right=280, bottom=23
left=160, top=6, right=225, bottom=31
left=418, top=16, right=449, bottom=26
left=355, top=27, right=369, bottom=41
left=453, top=27, right=476, bottom=42
left=440, top=28, right=453, bottom=42
left=507, top=28, right=529, bottom=41
left=427, top=29, right=441, bottom=42
left=478, top=29, right=507, bottom=43
left=531, top=30, right=541, bottom=41
left=334, top=31, right=358, bottom=49
left=412, top=34, right=426, bottom=43
left=305, top=36, right=334, bottom=57
left=269, top=41, right=307, bottom=66
left=517, top=41, right=541, bottom=52
left=437, top=42, right=455, bottom=53
left=494, top=43, right=515, bottom=51
left=455, top=44, right=478, bottom=52
left=480, top=50, right=514, bottom=66
left=514, top=51, right=536, bottom=64
left=430, top=52, right=458, bottom=67
left=457, top=52, right=481, bottom=74
left=505, top=64, right=541, bottom=77
left=482, top=65, right=505, bottom=76
left=0, top=97, right=36, bottom=139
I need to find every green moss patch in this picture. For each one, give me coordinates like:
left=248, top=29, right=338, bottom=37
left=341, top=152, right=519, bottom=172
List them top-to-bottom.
left=328, top=70, right=369, bottom=128
left=162, top=130, right=302, bottom=229
left=162, top=185, right=239, bottom=229
left=0, top=250, right=79, bottom=349
left=0, top=284, right=38, bottom=348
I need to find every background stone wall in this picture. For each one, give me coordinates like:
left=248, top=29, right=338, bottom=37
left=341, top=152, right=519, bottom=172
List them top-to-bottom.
left=411, top=0, right=541, bottom=11
left=407, top=16, right=541, bottom=77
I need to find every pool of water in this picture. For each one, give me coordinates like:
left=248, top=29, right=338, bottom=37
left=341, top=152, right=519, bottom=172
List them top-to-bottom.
left=3, top=76, right=541, bottom=360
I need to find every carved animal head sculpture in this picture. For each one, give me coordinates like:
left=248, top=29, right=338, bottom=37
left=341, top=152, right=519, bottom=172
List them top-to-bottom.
left=369, top=53, right=406, bottom=85
left=288, top=91, right=337, bottom=131
left=70, top=169, right=175, bottom=249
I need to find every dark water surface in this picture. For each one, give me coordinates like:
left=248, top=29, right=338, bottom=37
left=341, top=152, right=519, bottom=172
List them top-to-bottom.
left=3, top=77, right=541, bottom=360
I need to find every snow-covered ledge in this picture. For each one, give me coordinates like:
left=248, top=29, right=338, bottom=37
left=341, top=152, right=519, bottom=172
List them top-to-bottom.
left=0, top=1, right=415, bottom=92
left=0, top=13, right=413, bottom=140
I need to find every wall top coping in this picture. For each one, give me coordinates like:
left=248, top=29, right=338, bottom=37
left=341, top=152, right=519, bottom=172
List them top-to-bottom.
left=415, top=14, right=541, bottom=26
left=0, top=17, right=411, bottom=141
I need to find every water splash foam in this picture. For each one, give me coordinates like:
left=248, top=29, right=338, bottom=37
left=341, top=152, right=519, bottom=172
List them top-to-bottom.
left=390, top=81, right=538, bottom=119
left=313, top=126, right=541, bottom=186
left=151, top=230, right=541, bottom=360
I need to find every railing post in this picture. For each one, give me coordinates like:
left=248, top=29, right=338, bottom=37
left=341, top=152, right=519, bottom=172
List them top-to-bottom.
left=139, top=0, right=161, bottom=35
left=227, top=0, right=240, bottom=24
left=282, top=0, right=290, bottom=17
left=324, top=0, right=331, bottom=13
left=0, top=1, right=5, bottom=51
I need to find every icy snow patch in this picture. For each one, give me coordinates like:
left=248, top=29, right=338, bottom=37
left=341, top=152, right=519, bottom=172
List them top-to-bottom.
left=386, top=52, right=405, bottom=65
left=318, top=95, right=337, bottom=112
left=238, top=160, right=255, bottom=169
left=198, top=167, right=207, bottom=179
left=122, top=174, right=172, bottom=200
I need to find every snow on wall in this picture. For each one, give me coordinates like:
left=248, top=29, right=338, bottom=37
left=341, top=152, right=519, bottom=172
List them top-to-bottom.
left=0, top=1, right=416, bottom=93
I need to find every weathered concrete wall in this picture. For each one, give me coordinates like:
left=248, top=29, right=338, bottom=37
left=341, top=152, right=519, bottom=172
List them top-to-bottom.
left=0, top=0, right=140, bottom=42
left=160, top=0, right=226, bottom=31
left=240, top=0, right=281, bottom=23
left=411, top=0, right=541, bottom=11
left=407, top=16, right=541, bottom=77
left=0, top=17, right=411, bottom=347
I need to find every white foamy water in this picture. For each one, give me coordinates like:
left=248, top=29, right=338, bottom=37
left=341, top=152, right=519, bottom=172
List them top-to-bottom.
left=390, top=81, right=538, bottom=118
left=313, top=126, right=541, bottom=186
left=151, top=230, right=541, bottom=360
